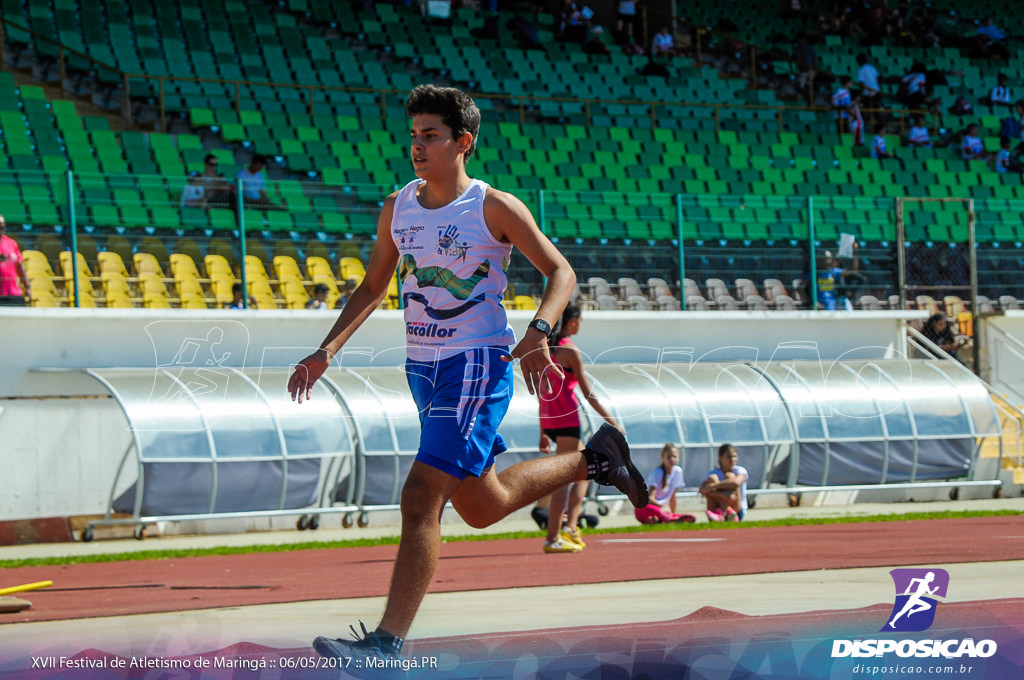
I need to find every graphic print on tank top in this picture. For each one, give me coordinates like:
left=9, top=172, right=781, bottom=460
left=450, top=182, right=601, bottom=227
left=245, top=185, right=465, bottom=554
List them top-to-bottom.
left=392, top=179, right=515, bottom=360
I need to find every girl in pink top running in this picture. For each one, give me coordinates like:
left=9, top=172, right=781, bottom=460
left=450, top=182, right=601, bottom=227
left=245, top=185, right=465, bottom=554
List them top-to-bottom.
left=536, top=304, right=619, bottom=553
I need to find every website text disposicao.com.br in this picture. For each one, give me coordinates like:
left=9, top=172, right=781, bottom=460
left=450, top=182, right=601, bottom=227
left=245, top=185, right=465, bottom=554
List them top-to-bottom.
left=835, top=637, right=997, bottom=677
left=849, top=662, right=979, bottom=676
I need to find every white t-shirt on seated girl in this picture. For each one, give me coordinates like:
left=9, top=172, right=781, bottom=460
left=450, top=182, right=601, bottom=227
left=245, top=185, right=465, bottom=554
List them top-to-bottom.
left=647, top=465, right=684, bottom=505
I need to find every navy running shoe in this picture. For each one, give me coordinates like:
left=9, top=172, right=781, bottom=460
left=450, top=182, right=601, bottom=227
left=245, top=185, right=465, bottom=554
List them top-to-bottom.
left=586, top=424, right=648, bottom=509
left=313, top=622, right=403, bottom=678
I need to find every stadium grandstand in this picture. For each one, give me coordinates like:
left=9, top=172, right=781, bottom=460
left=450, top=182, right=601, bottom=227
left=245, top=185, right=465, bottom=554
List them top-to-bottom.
left=0, top=0, right=1021, bottom=315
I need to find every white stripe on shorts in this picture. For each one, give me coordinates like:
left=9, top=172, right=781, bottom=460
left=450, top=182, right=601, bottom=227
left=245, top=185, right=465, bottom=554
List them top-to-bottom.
left=458, top=347, right=488, bottom=438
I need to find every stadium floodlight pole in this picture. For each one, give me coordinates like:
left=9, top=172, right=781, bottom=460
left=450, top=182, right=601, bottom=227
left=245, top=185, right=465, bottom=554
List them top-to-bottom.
left=67, top=169, right=80, bottom=308
left=236, top=177, right=248, bottom=309
left=676, top=193, right=686, bottom=310
left=807, top=196, right=817, bottom=310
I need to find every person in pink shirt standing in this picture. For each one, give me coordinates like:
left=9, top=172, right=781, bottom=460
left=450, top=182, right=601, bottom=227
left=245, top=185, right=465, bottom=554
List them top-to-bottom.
left=0, top=215, right=31, bottom=306
left=536, top=303, right=620, bottom=553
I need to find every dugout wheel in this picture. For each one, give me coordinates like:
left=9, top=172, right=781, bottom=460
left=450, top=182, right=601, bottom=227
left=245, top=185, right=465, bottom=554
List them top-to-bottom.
left=993, top=487, right=1003, bottom=499
left=949, top=488, right=960, bottom=501
left=787, top=493, right=802, bottom=508
left=748, top=497, right=757, bottom=510
left=596, top=502, right=609, bottom=516
left=358, top=512, right=370, bottom=528
left=342, top=513, right=355, bottom=528
left=297, top=515, right=314, bottom=531
left=134, top=524, right=147, bottom=540
left=81, top=526, right=94, bottom=543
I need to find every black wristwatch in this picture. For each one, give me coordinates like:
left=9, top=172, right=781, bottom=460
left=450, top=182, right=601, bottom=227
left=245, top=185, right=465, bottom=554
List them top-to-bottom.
left=528, top=318, right=552, bottom=334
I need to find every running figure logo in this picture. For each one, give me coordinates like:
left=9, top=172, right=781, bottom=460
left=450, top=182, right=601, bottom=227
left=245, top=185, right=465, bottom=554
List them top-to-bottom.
left=881, top=568, right=949, bottom=632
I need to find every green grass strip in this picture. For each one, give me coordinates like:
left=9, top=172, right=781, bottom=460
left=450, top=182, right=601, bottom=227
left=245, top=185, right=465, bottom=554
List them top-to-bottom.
left=0, top=509, right=1018, bottom=570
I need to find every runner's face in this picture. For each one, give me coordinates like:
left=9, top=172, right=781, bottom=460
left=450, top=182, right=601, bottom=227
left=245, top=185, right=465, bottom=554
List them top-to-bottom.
left=409, top=114, right=469, bottom=179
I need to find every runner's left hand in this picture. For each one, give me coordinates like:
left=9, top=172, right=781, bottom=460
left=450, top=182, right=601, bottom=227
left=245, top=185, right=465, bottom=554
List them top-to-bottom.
left=503, top=330, right=562, bottom=396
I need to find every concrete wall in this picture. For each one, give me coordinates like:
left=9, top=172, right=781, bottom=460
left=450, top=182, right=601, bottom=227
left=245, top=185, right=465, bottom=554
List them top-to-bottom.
left=0, top=307, right=931, bottom=523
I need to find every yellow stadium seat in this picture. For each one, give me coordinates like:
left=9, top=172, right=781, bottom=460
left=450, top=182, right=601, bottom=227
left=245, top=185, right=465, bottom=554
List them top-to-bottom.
left=22, top=250, right=54, bottom=277
left=59, top=250, right=95, bottom=280
left=59, top=251, right=97, bottom=307
left=97, top=251, right=131, bottom=278
left=133, top=252, right=166, bottom=279
left=169, top=253, right=202, bottom=282
left=204, top=254, right=234, bottom=279
left=244, top=255, right=272, bottom=282
left=273, top=255, right=303, bottom=283
left=306, top=256, right=334, bottom=281
left=339, top=256, right=366, bottom=283
left=27, top=271, right=60, bottom=303
left=101, top=271, right=134, bottom=308
left=138, top=273, right=171, bottom=309
left=210, top=274, right=237, bottom=306
left=175, top=276, right=205, bottom=299
left=250, top=279, right=278, bottom=309
left=281, top=279, right=309, bottom=309
left=30, top=290, right=59, bottom=307
left=180, top=292, right=208, bottom=309
left=514, top=295, right=538, bottom=310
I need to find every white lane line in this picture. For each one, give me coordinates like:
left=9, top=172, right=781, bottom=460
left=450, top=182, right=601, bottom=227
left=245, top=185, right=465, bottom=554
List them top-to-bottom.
left=600, top=538, right=725, bottom=543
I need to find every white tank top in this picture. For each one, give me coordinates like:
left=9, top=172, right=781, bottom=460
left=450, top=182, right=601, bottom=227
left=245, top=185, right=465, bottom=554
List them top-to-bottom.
left=391, top=178, right=515, bottom=361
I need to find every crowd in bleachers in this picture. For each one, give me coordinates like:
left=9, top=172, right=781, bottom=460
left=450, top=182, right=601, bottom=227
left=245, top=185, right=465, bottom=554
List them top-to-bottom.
left=1, top=0, right=1023, bottom=316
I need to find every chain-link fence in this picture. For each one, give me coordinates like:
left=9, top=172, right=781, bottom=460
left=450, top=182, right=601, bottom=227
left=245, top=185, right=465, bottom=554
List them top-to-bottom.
left=4, top=170, right=1023, bottom=322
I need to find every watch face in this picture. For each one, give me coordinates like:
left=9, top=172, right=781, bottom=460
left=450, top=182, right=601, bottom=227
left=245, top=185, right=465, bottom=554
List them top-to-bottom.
left=531, top=319, right=551, bottom=333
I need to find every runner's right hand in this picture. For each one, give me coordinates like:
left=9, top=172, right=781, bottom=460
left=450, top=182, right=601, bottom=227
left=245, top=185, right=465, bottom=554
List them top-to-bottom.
left=287, top=349, right=332, bottom=403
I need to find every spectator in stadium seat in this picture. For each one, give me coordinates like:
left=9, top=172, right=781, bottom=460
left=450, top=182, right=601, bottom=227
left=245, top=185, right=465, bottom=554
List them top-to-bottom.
left=615, top=0, right=638, bottom=44
left=976, top=16, right=1010, bottom=60
left=582, top=25, right=611, bottom=55
left=651, top=26, right=676, bottom=58
left=856, top=53, right=881, bottom=115
left=900, top=62, right=929, bottom=110
left=987, top=73, right=1013, bottom=111
left=832, top=75, right=853, bottom=135
left=849, top=90, right=865, bottom=146
left=907, top=114, right=933, bottom=148
left=871, top=122, right=898, bottom=163
left=961, top=124, right=992, bottom=161
left=995, top=137, right=1012, bottom=173
left=235, top=155, right=283, bottom=210
left=181, top=171, right=206, bottom=210
left=0, top=215, right=30, bottom=306
left=806, top=245, right=858, bottom=311
left=334, top=280, right=357, bottom=309
left=225, top=282, right=256, bottom=309
left=305, top=283, right=331, bottom=310
left=921, top=313, right=964, bottom=360
left=700, top=444, right=748, bottom=522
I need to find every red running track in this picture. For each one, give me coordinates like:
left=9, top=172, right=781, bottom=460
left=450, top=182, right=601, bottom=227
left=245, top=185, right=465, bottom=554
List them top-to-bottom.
left=2, top=516, right=1023, bottom=624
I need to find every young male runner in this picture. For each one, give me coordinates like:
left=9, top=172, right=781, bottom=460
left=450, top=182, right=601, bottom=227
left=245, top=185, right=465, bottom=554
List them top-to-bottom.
left=287, top=84, right=647, bottom=665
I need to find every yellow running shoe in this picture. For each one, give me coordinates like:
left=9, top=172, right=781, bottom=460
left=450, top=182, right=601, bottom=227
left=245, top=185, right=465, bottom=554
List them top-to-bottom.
left=561, top=526, right=586, bottom=548
left=543, top=537, right=581, bottom=553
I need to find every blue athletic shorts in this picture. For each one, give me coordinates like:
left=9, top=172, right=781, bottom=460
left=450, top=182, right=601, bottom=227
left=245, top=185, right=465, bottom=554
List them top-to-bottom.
left=405, top=346, right=513, bottom=480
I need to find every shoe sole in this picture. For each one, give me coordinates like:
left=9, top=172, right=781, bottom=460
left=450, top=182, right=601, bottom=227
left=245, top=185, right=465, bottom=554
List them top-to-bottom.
left=587, top=424, right=648, bottom=509
left=313, top=636, right=347, bottom=660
